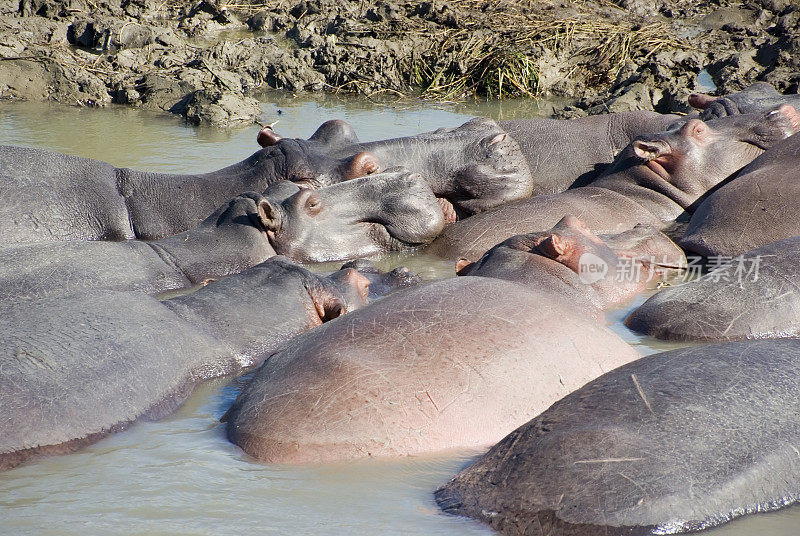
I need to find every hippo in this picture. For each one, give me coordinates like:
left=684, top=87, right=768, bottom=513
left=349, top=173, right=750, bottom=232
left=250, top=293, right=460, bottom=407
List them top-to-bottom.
left=690, top=81, right=800, bottom=120
left=426, top=105, right=800, bottom=261
left=497, top=111, right=680, bottom=192
left=262, top=113, right=680, bottom=211
left=0, top=116, right=532, bottom=242
left=262, top=117, right=536, bottom=217
left=0, top=120, right=378, bottom=242
left=680, top=130, right=800, bottom=257
left=0, top=169, right=441, bottom=301
left=258, top=169, right=445, bottom=262
left=456, top=216, right=686, bottom=317
left=626, top=236, right=800, bottom=341
left=0, top=256, right=375, bottom=472
left=336, top=258, right=422, bottom=301
left=222, top=274, right=639, bottom=464
left=436, top=339, right=800, bottom=535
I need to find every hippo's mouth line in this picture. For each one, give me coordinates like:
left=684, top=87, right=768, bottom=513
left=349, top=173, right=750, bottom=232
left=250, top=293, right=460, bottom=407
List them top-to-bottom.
left=645, top=159, right=671, bottom=182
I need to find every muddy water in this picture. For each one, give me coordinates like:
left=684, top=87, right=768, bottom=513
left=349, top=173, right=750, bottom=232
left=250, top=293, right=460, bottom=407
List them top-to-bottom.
left=0, top=96, right=798, bottom=535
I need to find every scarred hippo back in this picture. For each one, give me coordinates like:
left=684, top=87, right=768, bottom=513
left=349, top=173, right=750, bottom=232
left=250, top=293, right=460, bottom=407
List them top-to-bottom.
left=680, top=133, right=800, bottom=257
left=626, top=236, right=800, bottom=341
left=223, top=276, right=638, bottom=464
left=436, top=339, right=800, bottom=535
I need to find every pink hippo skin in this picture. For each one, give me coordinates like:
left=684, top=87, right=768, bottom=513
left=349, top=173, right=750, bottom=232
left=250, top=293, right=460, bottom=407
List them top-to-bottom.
left=456, top=215, right=686, bottom=318
left=222, top=275, right=639, bottom=464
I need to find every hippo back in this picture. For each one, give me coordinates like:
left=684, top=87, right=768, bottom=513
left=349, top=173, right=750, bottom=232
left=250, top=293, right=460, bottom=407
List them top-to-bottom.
left=0, top=145, right=132, bottom=242
left=437, top=339, right=800, bottom=535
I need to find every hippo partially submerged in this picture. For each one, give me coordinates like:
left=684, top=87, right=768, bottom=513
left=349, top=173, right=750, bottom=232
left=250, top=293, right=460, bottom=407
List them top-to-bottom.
left=690, top=82, right=800, bottom=120
left=426, top=106, right=800, bottom=261
left=0, top=117, right=529, bottom=242
left=263, top=117, right=536, bottom=217
left=680, top=130, right=800, bottom=257
left=0, top=169, right=443, bottom=300
left=258, top=169, right=445, bottom=262
left=456, top=215, right=685, bottom=317
left=626, top=236, right=800, bottom=341
left=222, top=255, right=639, bottom=464
left=0, top=256, right=373, bottom=471
left=436, top=339, right=800, bottom=535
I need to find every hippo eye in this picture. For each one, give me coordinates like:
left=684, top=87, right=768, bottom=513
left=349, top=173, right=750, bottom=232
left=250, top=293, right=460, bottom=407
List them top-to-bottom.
left=304, top=194, right=323, bottom=215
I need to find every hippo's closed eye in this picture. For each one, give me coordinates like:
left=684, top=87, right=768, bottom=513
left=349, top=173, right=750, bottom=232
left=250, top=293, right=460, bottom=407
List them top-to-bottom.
left=302, top=191, right=323, bottom=216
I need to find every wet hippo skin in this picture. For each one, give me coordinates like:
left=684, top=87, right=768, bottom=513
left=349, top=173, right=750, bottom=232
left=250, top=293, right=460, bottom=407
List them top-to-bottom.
left=0, top=257, right=370, bottom=472
left=436, top=339, right=800, bottom=535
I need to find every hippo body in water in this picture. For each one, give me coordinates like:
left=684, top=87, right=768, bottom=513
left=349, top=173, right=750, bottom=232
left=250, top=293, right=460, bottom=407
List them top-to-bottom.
left=690, top=82, right=800, bottom=119
left=426, top=106, right=800, bottom=261
left=496, top=110, right=680, bottom=192
left=305, top=112, right=677, bottom=215
left=0, top=117, right=530, bottom=242
left=0, top=120, right=379, bottom=242
left=680, top=131, right=800, bottom=257
left=0, top=169, right=442, bottom=301
left=456, top=216, right=686, bottom=317
left=222, top=218, right=648, bottom=464
left=626, top=236, right=800, bottom=341
left=0, top=256, right=374, bottom=472
left=223, top=276, right=638, bottom=464
left=436, top=339, right=800, bottom=535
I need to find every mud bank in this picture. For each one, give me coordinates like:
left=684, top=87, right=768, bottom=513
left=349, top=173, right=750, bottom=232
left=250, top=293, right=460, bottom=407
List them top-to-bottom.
left=0, top=0, right=797, bottom=126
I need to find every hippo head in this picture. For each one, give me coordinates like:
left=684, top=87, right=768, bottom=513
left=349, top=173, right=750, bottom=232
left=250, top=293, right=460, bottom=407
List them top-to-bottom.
left=688, top=82, right=785, bottom=120
left=626, top=105, right=800, bottom=206
left=425, top=117, right=535, bottom=216
left=254, top=119, right=381, bottom=188
left=254, top=169, right=446, bottom=263
left=458, top=215, right=656, bottom=309
left=337, top=258, right=422, bottom=301
left=314, top=264, right=372, bottom=322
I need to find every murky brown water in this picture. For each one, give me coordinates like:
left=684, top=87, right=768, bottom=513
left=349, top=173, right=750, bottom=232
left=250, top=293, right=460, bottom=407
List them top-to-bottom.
left=0, top=95, right=797, bottom=535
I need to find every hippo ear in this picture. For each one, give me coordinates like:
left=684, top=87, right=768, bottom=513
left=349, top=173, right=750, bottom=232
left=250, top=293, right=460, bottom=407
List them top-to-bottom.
left=687, top=93, right=718, bottom=109
left=309, top=119, right=360, bottom=147
left=257, top=125, right=282, bottom=147
left=481, top=132, right=507, bottom=150
left=632, top=140, right=671, bottom=161
left=343, top=152, right=381, bottom=180
left=254, top=198, right=281, bottom=232
left=538, top=234, right=568, bottom=258
left=455, top=258, right=475, bottom=275
left=343, top=268, right=371, bottom=302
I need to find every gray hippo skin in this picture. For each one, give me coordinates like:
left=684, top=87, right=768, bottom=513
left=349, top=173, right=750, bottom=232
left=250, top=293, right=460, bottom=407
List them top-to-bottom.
left=690, top=82, right=800, bottom=120
left=426, top=106, right=800, bottom=261
left=497, top=111, right=680, bottom=192
left=265, top=118, right=536, bottom=216
left=0, top=120, right=378, bottom=242
left=680, top=130, right=800, bottom=257
left=259, top=168, right=445, bottom=262
left=0, top=169, right=439, bottom=300
left=0, top=171, right=444, bottom=299
left=0, top=192, right=274, bottom=301
left=457, top=215, right=685, bottom=316
left=626, top=236, right=800, bottom=341
left=0, top=256, right=370, bottom=472
left=337, top=258, right=421, bottom=301
left=222, top=276, right=638, bottom=464
left=436, top=339, right=800, bottom=535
